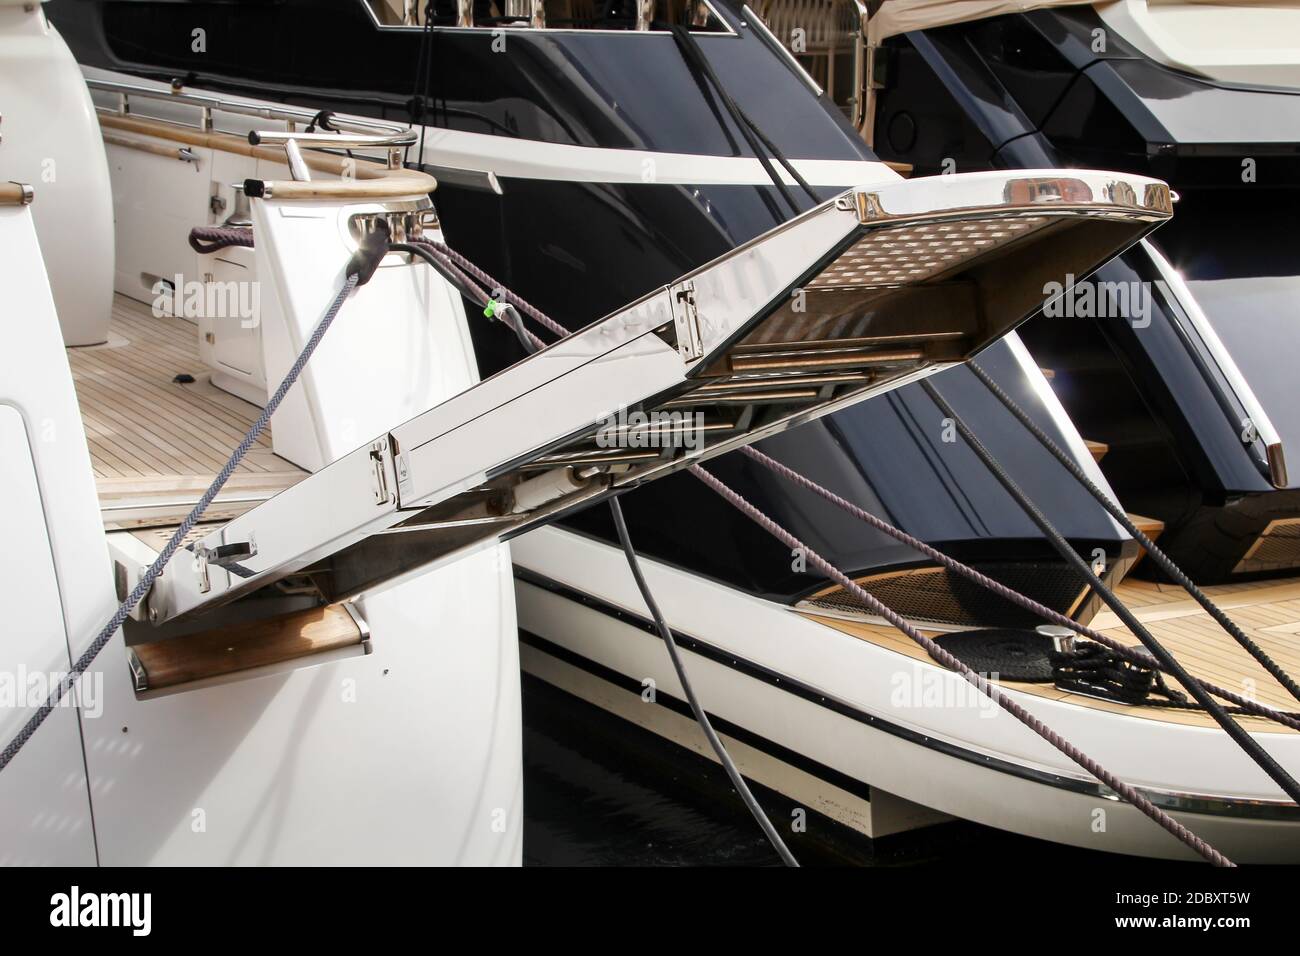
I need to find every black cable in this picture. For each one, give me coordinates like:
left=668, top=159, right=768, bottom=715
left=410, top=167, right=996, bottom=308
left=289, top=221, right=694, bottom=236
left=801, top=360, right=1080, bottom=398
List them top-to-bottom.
left=412, top=0, right=437, bottom=162
left=669, top=24, right=803, bottom=221
left=739, top=109, right=820, bottom=208
left=390, top=241, right=545, bottom=353
left=391, top=241, right=488, bottom=306
left=967, top=359, right=1300, bottom=706
left=979, top=359, right=1300, bottom=683
left=920, top=378, right=1300, bottom=807
left=608, top=497, right=799, bottom=867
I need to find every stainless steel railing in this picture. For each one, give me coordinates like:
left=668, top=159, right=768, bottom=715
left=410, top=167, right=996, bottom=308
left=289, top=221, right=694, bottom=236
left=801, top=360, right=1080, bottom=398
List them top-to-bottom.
left=87, top=77, right=417, bottom=170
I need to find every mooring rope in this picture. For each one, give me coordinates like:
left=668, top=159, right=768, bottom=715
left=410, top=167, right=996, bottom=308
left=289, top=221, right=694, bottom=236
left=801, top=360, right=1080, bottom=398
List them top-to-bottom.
left=8, top=214, right=1272, bottom=865
left=0, top=223, right=391, bottom=774
left=188, top=225, right=255, bottom=254
left=408, top=237, right=571, bottom=340
left=967, top=359, right=1300, bottom=706
left=921, top=379, right=1300, bottom=808
left=739, top=446, right=1300, bottom=731
left=687, top=462, right=1233, bottom=866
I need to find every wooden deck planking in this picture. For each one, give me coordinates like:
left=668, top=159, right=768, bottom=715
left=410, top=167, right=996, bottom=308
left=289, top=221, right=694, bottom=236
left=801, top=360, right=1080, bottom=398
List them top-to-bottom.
left=67, top=294, right=307, bottom=527
left=804, top=575, right=1300, bottom=732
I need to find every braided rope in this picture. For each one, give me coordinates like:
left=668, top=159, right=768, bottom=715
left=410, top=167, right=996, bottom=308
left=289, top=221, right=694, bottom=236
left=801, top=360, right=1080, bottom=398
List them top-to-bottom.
left=189, top=226, right=255, bottom=255
left=410, top=237, right=571, bottom=339
left=0, top=274, right=359, bottom=773
left=969, top=359, right=1300, bottom=706
left=921, top=378, right=1300, bottom=807
left=740, top=446, right=1300, bottom=731
left=689, top=462, right=1234, bottom=866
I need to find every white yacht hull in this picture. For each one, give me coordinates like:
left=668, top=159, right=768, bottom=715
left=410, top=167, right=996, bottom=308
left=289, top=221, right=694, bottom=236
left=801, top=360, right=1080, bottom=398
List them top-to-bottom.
left=0, top=69, right=524, bottom=864
left=513, top=524, right=1300, bottom=863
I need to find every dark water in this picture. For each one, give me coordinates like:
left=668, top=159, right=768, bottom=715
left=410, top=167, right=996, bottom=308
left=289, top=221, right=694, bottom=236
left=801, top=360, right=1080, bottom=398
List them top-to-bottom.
left=519, top=673, right=1121, bottom=867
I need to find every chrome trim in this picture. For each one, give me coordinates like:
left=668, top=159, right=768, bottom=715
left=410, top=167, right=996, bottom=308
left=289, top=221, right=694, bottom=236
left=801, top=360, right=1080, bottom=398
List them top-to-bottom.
left=356, top=0, right=738, bottom=35
left=635, top=0, right=654, bottom=31
left=742, top=3, right=824, bottom=96
left=86, top=78, right=412, bottom=140
left=249, top=129, right=418, bottom=150
left=250, top=129, right=419, bottom=173
left=284, top=139, right=311, bottom=182
left=6, top=181, right=35, bottom=205
left=1143, top=239, right=1288, bottom=489
left=1003, top=332, right=1128, bottom=536
left=342, top=601, right=371, bottom=640
left=126, top=648, right=149, bottom=693
left=1132, top=788, right=1300, bottom=821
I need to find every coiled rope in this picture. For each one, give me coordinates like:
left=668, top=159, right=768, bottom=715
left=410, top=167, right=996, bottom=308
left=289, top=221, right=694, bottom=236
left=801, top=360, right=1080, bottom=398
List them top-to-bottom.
left=967, top=359, right=1300, bottom=706
left=921, top=379, right=1300, bottom=808
left=739, top=446, right=1300, bottom=731
left=687, top=462, right=1233, bottom=866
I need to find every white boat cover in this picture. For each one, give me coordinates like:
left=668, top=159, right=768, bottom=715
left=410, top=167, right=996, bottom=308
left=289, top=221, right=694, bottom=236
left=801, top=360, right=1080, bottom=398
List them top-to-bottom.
left=868, top=0, right=1091, bottom=43
left=868, top=1, right=1300, bottom=88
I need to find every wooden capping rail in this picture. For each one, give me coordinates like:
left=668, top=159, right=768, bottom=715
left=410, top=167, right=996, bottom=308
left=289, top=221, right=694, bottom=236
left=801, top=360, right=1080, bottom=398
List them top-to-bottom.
left=98, top=112, right=437, bottom=200
left=102, top=131, right=196, bottom=164
left=0, top=181, right=34, bottom=206
left=128, top=603, right=367, bottom=691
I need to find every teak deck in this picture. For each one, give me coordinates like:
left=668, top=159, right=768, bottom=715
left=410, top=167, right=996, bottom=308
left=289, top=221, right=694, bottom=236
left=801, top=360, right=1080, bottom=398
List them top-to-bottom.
left=67, top=294, right=307, bottom=528
left=806, top=575, right=1300, bottom=732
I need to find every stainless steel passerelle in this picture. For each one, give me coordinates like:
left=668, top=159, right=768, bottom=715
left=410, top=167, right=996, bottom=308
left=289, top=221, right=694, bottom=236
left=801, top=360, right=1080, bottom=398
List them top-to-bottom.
left=146, top=169, right=1172, bottom=626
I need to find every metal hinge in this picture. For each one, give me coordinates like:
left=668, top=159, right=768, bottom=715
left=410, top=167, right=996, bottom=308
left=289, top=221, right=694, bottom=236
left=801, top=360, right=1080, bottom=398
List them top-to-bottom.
left=671, top=281, right=704, bottom=362
left=369, top=440, right=392, bottom=506
left=193, top=536, right=258, bottom=594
